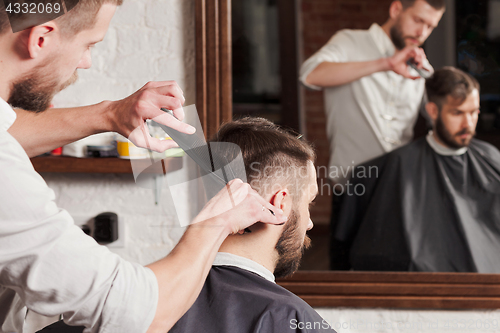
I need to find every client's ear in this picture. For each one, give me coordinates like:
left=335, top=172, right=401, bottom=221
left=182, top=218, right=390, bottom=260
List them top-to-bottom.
left=270, top=188, right=293, bottom=216
left=238, top=189, right=292, bottom=235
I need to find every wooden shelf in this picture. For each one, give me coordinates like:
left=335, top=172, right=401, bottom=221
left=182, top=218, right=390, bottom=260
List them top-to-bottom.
left=31, top=156, right=183, bottom=174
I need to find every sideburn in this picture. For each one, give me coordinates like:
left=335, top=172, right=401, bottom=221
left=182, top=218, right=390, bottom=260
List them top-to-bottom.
left=390, top=21, right=406, bottom=50
left=435, top=113, right=468, bottom=149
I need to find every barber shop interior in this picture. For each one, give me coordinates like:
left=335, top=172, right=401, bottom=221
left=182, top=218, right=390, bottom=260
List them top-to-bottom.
left=2, top=0, right=500, bottom=332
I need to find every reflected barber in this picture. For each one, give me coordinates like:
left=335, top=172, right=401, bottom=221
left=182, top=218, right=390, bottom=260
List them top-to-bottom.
left=299, top=0, right=445, bottom=270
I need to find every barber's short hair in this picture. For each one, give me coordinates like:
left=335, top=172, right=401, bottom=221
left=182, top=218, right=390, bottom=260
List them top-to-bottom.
left=0, top=0, right=123, bottom=36
left=400, top=0, right=446, bottom=10
left=426, top=67, right=480, bottom=110
left=211, top=117, right=316, bottom=202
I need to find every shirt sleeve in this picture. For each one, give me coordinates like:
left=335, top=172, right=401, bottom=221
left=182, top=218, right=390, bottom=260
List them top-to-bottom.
left=299, top=30, right=352, bottom=91
left=0, top=131, right=158, bottom=333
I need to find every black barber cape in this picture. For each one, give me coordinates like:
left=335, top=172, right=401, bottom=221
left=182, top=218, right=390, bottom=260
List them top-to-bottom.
left=332, top=137, right=500, bottom=272
left=169, top=266, right=336, bottom=333
left=36, top=321, right=84, bottom=333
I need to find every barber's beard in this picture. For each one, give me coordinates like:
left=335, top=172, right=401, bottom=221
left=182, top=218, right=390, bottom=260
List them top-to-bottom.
left=390, top=18, right=422, bottom=51
left=390, top=19, right=407, bottom=50
left=8, top=65, right=78, bottom=113
left=435, top=113, right=475, bottom=149
left=274, top=210, right=311, bottom=279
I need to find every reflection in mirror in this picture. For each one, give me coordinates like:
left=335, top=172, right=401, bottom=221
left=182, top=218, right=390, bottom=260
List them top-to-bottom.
left=231, top=0, right=500, bottom=273
left=231, top=0, right=300, bottom=132
left=457, top=0, right=500, bottom=138
left=232, top=1, right=280, bottom=122
left=331, top=67, right=500, bottom=273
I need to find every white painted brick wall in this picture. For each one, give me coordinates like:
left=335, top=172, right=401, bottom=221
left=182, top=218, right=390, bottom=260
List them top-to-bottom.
left=47, top=0, right=195, bottom=265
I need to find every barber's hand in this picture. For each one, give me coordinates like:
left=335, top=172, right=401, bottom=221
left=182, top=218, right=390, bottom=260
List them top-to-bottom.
left=387, top=46, right=429, bottom=80
left=108, top=81, right=195, bottom=152
left=192, top=179, right=288, bottom=235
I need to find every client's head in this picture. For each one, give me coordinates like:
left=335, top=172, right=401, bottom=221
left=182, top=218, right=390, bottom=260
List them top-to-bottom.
left=426, top=67, right=480, bottom=149
left=212, top=117, right=317, bottom=278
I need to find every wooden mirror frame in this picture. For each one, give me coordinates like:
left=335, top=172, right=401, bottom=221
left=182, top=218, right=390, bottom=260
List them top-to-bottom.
left=194, top=0, right=500, bottom=310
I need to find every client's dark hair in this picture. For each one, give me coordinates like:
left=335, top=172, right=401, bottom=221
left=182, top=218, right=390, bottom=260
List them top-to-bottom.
left=426, top=67, right=480, bottom=111
left=210, top=117, right=315, bottom=203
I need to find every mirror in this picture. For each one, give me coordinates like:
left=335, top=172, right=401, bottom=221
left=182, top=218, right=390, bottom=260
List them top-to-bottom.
left=195, top=0, right=500, bottom=308
left=231, top=0, right=500, bottom=273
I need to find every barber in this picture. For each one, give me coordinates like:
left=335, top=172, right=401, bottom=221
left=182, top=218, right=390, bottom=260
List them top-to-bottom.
left=298, top=0, right=445, bottom=269
left=0, top=1, right=287, bottom=333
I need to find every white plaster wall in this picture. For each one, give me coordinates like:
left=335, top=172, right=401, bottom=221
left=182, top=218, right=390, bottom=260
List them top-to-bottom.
left=46, top=0, right=196, bottom=265
left=54, top=0, right=195, bottom=107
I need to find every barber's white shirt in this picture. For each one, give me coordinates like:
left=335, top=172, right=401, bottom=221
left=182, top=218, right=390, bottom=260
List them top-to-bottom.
left=300, top=23, right=427, bottom=182
left=0, top=98, right=158, bottom=333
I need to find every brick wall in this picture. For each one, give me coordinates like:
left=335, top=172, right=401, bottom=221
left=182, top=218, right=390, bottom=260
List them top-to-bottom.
left=300, top=0, right=393, bottom=225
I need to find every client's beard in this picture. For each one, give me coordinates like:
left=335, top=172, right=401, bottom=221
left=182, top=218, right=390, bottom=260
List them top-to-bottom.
left=8, top=67, right=78, bottom=113
left=435, top=113, right=475, bottom=149
left=274, top=210, right=311, bottom=279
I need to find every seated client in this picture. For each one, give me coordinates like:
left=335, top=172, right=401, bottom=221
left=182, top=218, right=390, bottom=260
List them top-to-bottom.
left=331, top=67, right=500, bottom=272
left=170, top=118, right=336, bottom=333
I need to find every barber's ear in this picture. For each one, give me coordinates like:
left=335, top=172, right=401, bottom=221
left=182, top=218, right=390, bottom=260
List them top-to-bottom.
left=389, top=1, right=404, bottom=20
left=26, top=22, right=58, bottom=59
left=425, top=102, right=439, bottom=123
left=270, top=189, right=292, bottom=215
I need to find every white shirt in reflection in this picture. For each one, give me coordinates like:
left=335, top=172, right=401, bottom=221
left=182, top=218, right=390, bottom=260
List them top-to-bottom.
left=300, top=23, right=429, bottom=183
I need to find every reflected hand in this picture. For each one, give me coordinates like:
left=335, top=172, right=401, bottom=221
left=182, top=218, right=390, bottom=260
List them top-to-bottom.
left=387, top=46, right=429, bottom=80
